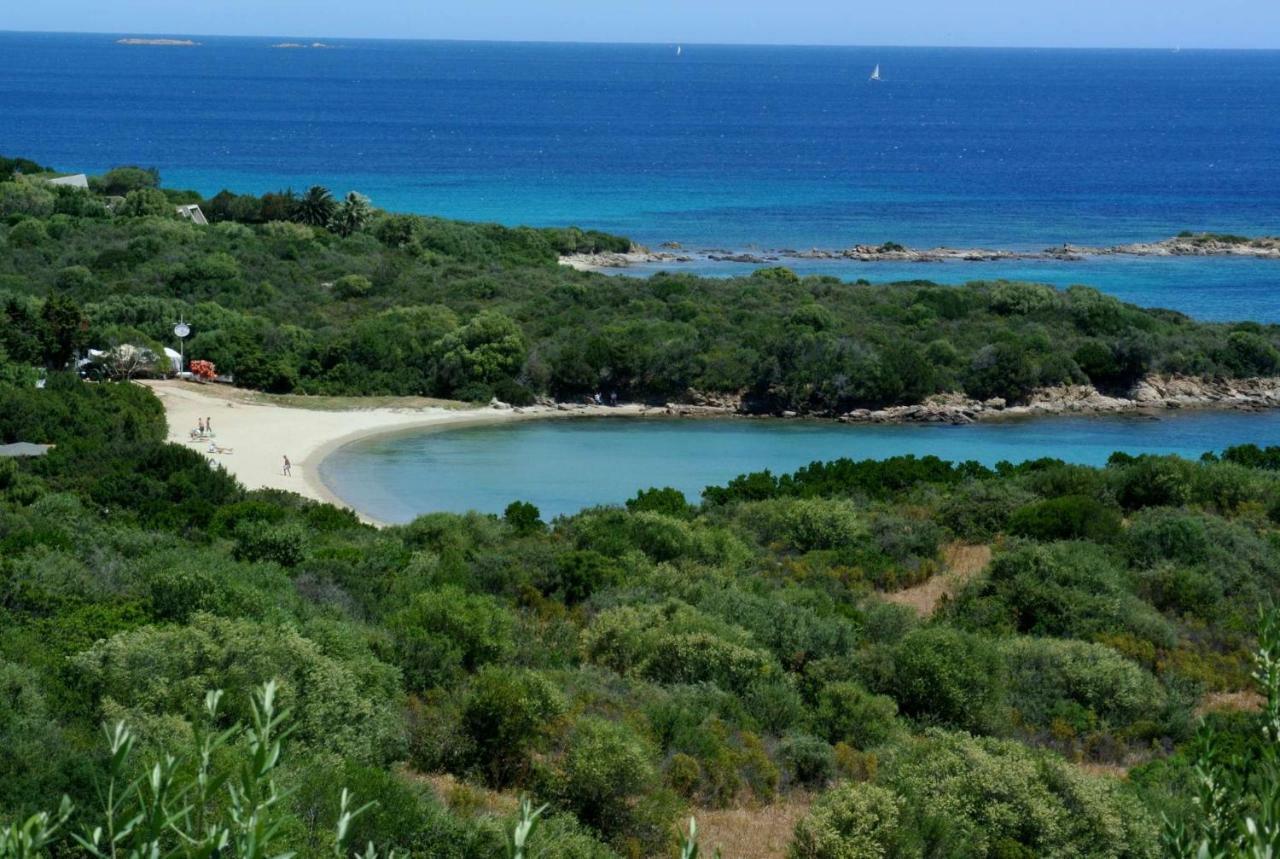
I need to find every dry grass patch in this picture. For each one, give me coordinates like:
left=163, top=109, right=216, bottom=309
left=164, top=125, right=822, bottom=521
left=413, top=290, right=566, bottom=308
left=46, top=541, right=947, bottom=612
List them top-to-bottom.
left=883, top=543, right=992, bottom=617
left=1197, top=689, right=1265, bottom=718
left=1075, top=761, right=1132, bottom=779
left=415, top=772, right=520, bottom=818
left=693, top=797, right=811, bottom=859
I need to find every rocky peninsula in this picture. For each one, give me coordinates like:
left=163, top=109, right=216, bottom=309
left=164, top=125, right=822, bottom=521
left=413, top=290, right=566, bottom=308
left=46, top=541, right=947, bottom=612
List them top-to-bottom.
left=560, top=233, right=1280, bottom=271
left=659, top=375, right=1280, bottom=425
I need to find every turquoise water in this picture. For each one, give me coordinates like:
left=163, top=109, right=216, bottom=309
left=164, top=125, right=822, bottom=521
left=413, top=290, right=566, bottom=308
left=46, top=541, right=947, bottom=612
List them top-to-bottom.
left=4, top=35, right=1280, bottom=320
left=619, top=256, right=1280, bottom=323
left=319, top=411, right=1280, bottom=522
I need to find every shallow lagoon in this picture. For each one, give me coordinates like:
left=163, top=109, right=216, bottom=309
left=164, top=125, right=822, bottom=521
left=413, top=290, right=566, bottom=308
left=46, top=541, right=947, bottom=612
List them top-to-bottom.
left=320, top=410, right=1280, bottom=522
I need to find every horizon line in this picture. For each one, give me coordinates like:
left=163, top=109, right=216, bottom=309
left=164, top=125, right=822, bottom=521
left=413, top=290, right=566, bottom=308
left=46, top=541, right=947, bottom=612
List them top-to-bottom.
left=2, top=27, right=1278, bottom=53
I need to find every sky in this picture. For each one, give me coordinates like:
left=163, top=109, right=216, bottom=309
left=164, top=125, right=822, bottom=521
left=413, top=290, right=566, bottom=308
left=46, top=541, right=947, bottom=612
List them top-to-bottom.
left=5, top=0, right=1280, bottom=49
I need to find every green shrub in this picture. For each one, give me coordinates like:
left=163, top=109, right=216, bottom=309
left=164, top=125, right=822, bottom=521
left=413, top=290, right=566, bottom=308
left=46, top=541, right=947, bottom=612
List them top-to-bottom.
left=93, top=165, right=160, bottom=195
left=119, top=188, right=173, bottom=218
left=7, top=219, right=47, bottom=246
left=333, top=273, right=373, bottom=299
left=990, top=282, right=1059, bottom=315
left=1111, top=455, right=1195, bottom=510
left=627, top=486, right=694, bottom=519
left=1008, top=495, right=1122, bottom=542
left=735, top=498, right=867, bottom=552
left=504, top=500, right=544, bottom=535
left=232, top=520, right=305, bottom=566
left=951, top=542, right=1176, bottom=648
left=545, top=549, right=618, bottom=604
left=389, top=586, right=516, bottom=690
left=72, top=615, right=403, bottom=763
left=883, top=626, right=1005, bottom=732
left=639, top=632, right=778, bottom=694
left=1001, top=637, right=1167, bottom=735
left=0, top=661, right=73, bottom=817
left=460, top=666, right=564, bottom=788
left=744, top=679, right=807, bottom=734
left=814, top=681, right=899, bottom=749
left=0, top=682, right=401, bottom=859
left=551, top=716, right=660, bottom=842
left=883, top=729, right=1158, bottom=858
left=779, top=733, right=836, bottom=788
left=666, top=753, right=702, bottom=799
left=789, top=782, right=902, bottom=859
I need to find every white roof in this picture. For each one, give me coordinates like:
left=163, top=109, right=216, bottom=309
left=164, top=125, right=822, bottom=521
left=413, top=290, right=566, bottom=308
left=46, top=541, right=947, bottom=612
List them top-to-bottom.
left=48, top=174, right=89, bottom=189
left=175, top=204, right=209, bottom=226
left=0, top=442, right=50, bottom=458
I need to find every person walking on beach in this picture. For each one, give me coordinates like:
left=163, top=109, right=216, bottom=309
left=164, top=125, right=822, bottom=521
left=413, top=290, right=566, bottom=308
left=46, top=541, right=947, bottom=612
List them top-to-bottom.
left=206, top=417, right=213, bottom=434
left=197, top=418, right=205, bottom=435
left=282, top=455, right=291, bottom=477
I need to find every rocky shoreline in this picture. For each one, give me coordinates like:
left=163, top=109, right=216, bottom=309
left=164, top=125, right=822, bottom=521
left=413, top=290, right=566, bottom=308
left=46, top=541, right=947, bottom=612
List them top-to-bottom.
left=116, top=38, right=200, bottom=46
left=560, top=234, right=1280, bottom=271
left=558, top=249, right=695, bottom=270
left=651, top=375, right=1280, bottom=425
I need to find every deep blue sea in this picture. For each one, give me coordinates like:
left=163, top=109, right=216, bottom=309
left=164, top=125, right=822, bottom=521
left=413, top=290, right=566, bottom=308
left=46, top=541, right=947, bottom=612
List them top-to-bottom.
left=1, top=32, right=1278, bottom=319
left=4, top=33, right=1276, bottom=517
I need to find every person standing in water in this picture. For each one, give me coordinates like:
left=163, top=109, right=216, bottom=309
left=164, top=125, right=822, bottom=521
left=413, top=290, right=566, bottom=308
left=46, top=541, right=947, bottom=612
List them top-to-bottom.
left=282, top=455, right=291, bottom=477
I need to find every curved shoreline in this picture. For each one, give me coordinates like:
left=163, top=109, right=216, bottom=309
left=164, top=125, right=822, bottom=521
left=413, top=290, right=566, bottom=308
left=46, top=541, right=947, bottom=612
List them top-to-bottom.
left=140, top=376, right=1280, bottom=525
left=137, top=380, right=647, bottom=523
left=307, top=405, right=650, bottom=523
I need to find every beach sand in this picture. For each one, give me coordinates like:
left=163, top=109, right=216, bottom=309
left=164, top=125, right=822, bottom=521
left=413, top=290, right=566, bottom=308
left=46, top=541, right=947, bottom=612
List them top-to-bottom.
left=138, top=380, right=640, bottom=519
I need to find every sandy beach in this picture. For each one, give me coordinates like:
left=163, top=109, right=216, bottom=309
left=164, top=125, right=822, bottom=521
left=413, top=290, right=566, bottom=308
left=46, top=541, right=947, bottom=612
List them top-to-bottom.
left=138, top=380, right=641, bottom=518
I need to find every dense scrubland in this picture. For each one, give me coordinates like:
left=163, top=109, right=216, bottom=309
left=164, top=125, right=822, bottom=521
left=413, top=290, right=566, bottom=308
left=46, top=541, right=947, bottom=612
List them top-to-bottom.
left=3, top=159, right=1280, bottom=411
left=7, top=160, right=1280, bottom=857
left=5, top=371, right=1280, bottom=856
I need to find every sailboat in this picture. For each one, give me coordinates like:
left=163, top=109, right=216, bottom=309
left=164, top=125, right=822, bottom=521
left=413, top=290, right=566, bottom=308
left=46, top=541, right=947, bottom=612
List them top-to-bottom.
left=677, top=45, right=683, bottom=56
left=869, top=64, right=882, bottom=82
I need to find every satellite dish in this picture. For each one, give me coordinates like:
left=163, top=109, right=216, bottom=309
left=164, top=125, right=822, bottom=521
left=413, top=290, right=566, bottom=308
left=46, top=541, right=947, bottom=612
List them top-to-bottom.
left=174, top=323, right=190, bottom=339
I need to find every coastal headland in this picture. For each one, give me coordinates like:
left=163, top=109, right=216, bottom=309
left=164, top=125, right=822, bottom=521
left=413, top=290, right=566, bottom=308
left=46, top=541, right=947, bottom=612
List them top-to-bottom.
left=561, top=233, right=1280, bottom=271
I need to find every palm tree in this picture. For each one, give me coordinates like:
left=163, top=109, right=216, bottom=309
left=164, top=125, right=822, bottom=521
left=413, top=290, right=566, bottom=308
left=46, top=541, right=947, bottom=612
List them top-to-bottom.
left=294, top=185, right=336, bottom=226
left=331, top=192, right=373, bottom=237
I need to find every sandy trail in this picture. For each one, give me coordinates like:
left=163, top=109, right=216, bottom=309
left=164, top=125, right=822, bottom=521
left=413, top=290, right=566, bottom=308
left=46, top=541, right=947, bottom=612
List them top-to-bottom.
left=138, top=380, right=641, bottom=516
left=883, top=543, right=993, bottom=617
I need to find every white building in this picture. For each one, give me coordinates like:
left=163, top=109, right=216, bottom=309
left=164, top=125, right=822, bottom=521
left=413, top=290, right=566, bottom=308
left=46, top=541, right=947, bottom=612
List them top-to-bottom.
left=47, top=173, right=89, bottom=189
left=175, top=203, right=209, bottom=225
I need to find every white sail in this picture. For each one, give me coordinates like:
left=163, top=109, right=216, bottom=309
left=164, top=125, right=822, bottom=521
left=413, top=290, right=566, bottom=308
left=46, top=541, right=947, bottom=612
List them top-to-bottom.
left=676, top=45, right=682, bottom=56
left=869, top=64, right=881, bottom=81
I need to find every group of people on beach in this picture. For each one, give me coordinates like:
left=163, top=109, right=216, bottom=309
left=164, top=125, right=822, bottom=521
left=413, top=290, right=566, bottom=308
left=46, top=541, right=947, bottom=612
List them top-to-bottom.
left=592, top=391, right=619, bottom=406
left=189, top=414, right=291, bottom=476
left=191, top=416, right=234, bottom=454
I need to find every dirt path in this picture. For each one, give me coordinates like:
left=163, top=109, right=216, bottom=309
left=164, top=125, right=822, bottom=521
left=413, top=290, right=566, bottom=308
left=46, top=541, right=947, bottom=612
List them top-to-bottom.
left=883, top=543, right=992, bottom=617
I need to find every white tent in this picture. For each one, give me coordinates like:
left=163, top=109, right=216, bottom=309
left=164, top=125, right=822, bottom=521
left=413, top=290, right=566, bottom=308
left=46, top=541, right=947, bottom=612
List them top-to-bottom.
left=163, top=347, right=183, bottom=372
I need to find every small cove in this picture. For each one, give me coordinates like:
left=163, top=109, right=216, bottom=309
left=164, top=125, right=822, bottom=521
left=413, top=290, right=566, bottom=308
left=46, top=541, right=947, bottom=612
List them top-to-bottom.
left=319, top=410, right=1280, bottom=523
